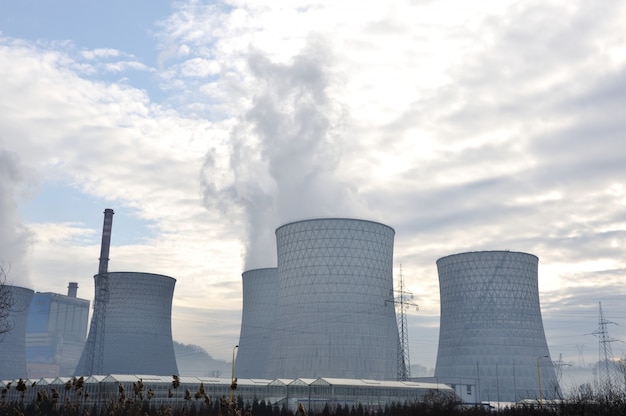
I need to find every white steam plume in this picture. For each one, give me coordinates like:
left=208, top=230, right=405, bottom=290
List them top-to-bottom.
left=202, top=38, right=364, bottom=270
left=0, top=148, right=33, bottom=287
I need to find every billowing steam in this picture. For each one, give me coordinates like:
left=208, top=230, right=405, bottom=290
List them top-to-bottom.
left=202, top=38, right=364, bottom=270
left=0, top=148, right=32, bottom=287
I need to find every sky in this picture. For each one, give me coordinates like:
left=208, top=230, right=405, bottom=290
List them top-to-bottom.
left=1, top=0, right=626, bottom=388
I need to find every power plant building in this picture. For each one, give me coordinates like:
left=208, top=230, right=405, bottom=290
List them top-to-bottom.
left=73, top=209, right=178, bottom=376
left=264, top=218, right=400, bottom=380
left=434, top=250, right=559, bottom=402
left=236, top=268, right=277, bottom=379
left=74, top=272, right=179, bottom=376
left=25, top=282, right=90, bottom=378
left=0, top=285, right=34, bottom=379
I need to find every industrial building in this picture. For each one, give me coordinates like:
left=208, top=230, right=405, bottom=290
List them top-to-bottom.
left=3, top=206, right=567, bottom=410
left=74, top=209, right=178, bottom=376
left=260, top=218, right=400, bottom=380
left=434, top=250, right=560, bottom=403
left=235, top=267, right=278, bottom=379
left=74, top=271, right=179, bottom=376
left=25, top=282, right=90, bottom=378
left=0, top=285, right=34, bottom=379
left=0, top=374, right=450, bottom=412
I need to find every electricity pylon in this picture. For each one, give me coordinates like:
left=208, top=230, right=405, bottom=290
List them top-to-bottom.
left=387, top=266, right=418, bottom=381
left=592, top=302, right=620, bottom=394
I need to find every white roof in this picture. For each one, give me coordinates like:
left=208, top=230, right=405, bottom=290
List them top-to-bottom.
left=21, top=375, right=450, bottom=393
left=289, top=378, right=316, bottom=386
left=312, top=378, right=452, bottom=390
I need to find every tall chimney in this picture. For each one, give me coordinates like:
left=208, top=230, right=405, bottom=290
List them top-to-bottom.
left=98, top=208, right=114, bottom=275
left=68, top=282, right=78, bottom=298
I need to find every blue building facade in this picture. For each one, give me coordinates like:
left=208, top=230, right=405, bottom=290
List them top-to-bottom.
left=0, top=285, right=34, bottom=379
left=26, top=285, right=90, bottom=378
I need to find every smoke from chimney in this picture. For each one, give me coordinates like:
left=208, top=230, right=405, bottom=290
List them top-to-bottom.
left=98, top=209, right=114, bottom=274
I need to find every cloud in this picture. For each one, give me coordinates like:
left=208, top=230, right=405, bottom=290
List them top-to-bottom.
left=4, top=0, right=626, bottom=368
left=139, top=0, right=626, bottom=365
left=0, top=36, right=245, bottom=357
left=201, top=36, right=365, bottom=270
left=81, top=48, right=121, bottom=60
left=0, top=149, right=33, bottom=286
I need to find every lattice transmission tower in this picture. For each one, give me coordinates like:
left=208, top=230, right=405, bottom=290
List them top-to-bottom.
left=387, top=266, right=418, bottom=381
left=592, top=301, right=620, bottom=394
left=553, top=353, right=571, bottom=385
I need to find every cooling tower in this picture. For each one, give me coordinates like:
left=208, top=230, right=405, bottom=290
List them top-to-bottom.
left=266, top=218, right=399, bottom=380
left=434, top=251, right=559, bottom=402
left=235, top=268, right=277, bottom=379
left=74, top=272, right=178, bottom=376
left=0, top=285, right=34, bottom=379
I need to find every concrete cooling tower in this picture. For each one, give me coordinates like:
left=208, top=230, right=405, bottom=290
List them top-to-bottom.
left=266, top=218, right=400, bottom=380
left=434, top=251, right=559, bottom=402
left=235, top=268, right=277, bottom=379
left=74, top=272, right=178, bottom=376
left=0, top=286, right=34, bottom=379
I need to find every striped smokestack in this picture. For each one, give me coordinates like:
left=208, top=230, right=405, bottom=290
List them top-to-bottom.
left=98, top=208, right=114, bottom=274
